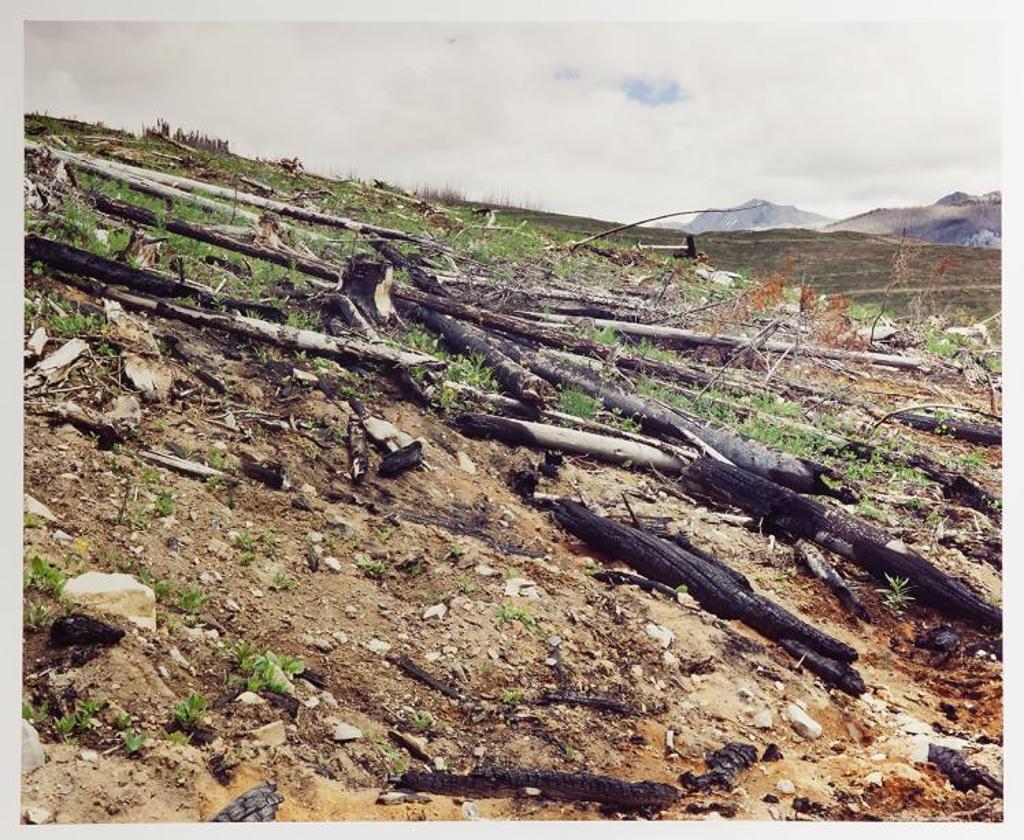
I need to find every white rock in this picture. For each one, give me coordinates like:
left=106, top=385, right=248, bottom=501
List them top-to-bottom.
left=27, top=328, right=48, bottom=357
left=292, top=368, right=319, bottom=384
left=457, top=452, right=477, bottom=475
left=25, top=494, right=58, bottom=523
left=323, top=557, right=342, bottom=573
left=474, top=564, right=496, bottom=577
left=63, top=572, right=156, bottom=630
left=504, top=577, right=538, bottom=598
left=224, top=598, right=241, bottom=612
left=422, top=603, right=448, bottom=621
left=645, top=622, right=675, bottom=649
left=332, top=631, right=349, bottom=644
left=366, top=638, right=391, bottom=655
left=169, top=647, right=191, bottom=669
left=662, top=650, right=678, bottom=666
left=425, top=651, right=442, bottom=663
left=236, top=691, right=266, bottom=706
left=785, top=703, right=822, bottom=740
left=752, top=708, right=774, bottom=729
left=251, top=720, right=287, bottom=746
left=21, top=721, right=45, bottom=774
left=331, top=721, right=364, bottom=742
left=80, top=749, right=99, bottom=763
left=865, top=771, right=884, bottom=788
left=776, top=778, right=796, bottom=795
left=462, top=801, right=479, bottom=820
left=22, top=805, right=52, bottom=825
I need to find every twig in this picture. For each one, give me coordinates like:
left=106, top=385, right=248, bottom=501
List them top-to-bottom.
left=567, top=203, right=767, bottom=251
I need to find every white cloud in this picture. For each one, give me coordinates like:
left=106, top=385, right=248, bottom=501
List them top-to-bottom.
left=24, top=21, right=1000, bottom=221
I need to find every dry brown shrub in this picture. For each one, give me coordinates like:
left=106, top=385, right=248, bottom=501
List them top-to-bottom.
left=809, top=294, right=865, bottom=348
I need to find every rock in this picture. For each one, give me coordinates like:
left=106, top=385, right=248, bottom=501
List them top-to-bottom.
left=26, top=327, right=48, bottom=357
left=292, top=368, right=319, bottom=384
left=107, top=395, right=142, bottom=427
left=457, top=452, right=477, bottom=475
left=24, top=494, right=58, bottom=523
left=323, top=557, right=342, bottom=573
left=474, top=564, right=496, bottom=577
left=63, top=572, right=156, bottom=630
left=504, top=577, right=540, bottom=599
left=224, top=598, right=241, bottom=612
left=422, top=603, right=448, bottom=621
left=49, top=613, right=125, bottom=647
left=645, top=622, right=675, bottom=649
left=332, top=631, right=349, bottom=644
left=310, top=637, right=333, bottom=652
left=366, top=639, right=391, bottom=655
left=169, top=647, right=191, bottom=669
left=236, top=692, right=266, bottom=706
left=786, top=703, right=822, bottom=740
left=752, top=708, right=774, bottom=730
left=251, top=720, right=287, bottom=746
left=22, top=721, right=45, bottom=774
left=331, top=721, right=364, bottom=742
left=762, top=744, right=784, bottom=762
left=80, top=749, right=99, bottom=763
left=865, top=771, right=884, bottom=788
left=776, top=778, right=796, bottom=795
left=462, top=801, right=479, bottom=820
left=22, top=804, right=52, bottom=825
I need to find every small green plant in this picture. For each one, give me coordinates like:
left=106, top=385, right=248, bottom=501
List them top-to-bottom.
left=49, top=311, right=103, bottom=337
left=286, top=311, right=321, bottom=330
left=588, top=326, right=618, bottom=346
left=447, top=353, right=498, bottom=391
left=207, top=448, right=229, bottom=470
left=153, top=489, right=175, bottom=517
left=24, top=511, right=45, bottom=528
left=232, top=531, right=256, bottom=551
left=445, top=542, right=466, bottom=560
left=24, top=555, right=67, bottom=597
left=356, top=555, right=386, bottom=578
left=138, top=568, right=171, bottom=601
left=270, top=571, right=296, bottom=591
left=877, top=574, right=915, bottom=616
left=457, top=576, right=476, bottom=593
left=176, top=582, right=210, bottom=615
left=674, top=583, right=689, bottom=596
left=23, top=602, right=51, bottom=631
left=496, top=603, right=540, bottom=635
left=241, top=650, right=304, bottom=694
left=500, top=688, right=523, bottom=707
left=173, top=692, right=207, bottom=731
left=22, top=700, right=49, bottom=725
left=412, top=711, right=434, bottom=732
left=114, top=712, right=132, bottom=731
left=55, top=713, right=78, bottom=740
left=121, top=729, right=147, bottom=756
left=166, top=731, right=189, bottom=746
left=372, top=734, right=408, bottom=775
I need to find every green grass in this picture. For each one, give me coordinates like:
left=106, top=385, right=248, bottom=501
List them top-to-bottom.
left=447, top=353, right=499, bottom=391
left=558, top=387, right=600, bottom=420
left=24, top=555, right=67, bottom=598
left=176, top=582, right=210, bottom=615
left=172, top=692, right=207, bottom=731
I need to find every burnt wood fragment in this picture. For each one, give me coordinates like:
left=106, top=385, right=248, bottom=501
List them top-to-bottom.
left=378, top=440, right=424, bottom=478
left=239, top=455, right=290, bottom=490
left=681, top=456, right=1001, bottom=628
left=795, top=540, right=871, bottom=622
left=592, top=569, right=681, bottom=600
left=50, top=613, right=125, bottom=647
left=914, top=625, right=962, bottom=653
left=778, top=638, right=866, bottom=695
left=69, top=645, right=103, bottom=667
left=388, top=655, right=464, bottom=701
left=298, top=666, right=327, bottom=689
left=258, top=690, right=299, bottom=718
left=536, top=691, right=632, bottom=715
left=679, top=742, right=758, bottom=792
left=762, top=744, right=784, bottom=762
left=927, top=744, right=1002, bottom=796
left=398, top=766, right=680, bottom=809
left=208, top=781, right=284, bottom=822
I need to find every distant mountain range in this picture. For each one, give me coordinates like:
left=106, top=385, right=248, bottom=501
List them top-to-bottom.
left=826, top=191, right=1001, bottom=248
left=654, top=192, right=1001, bottom=248
left=662, top=199, right=833, bottom=234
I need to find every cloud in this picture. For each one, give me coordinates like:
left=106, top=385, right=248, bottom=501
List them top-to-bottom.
left=24, top=21, right=1000, bottom=222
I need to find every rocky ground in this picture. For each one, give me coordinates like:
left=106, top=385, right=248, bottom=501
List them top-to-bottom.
left=21, top=115, right=1002, bottom=824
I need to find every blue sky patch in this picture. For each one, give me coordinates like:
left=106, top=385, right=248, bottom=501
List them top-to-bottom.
left=622, top=77, right=687, bottom=106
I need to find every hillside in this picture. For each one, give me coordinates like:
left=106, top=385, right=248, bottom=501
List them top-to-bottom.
left=21, top=115, right=1002, bottom=825
left=827, top=193, right=1001, bottom=249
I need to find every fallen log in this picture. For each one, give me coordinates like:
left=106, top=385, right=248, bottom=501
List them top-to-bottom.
left=29, top=142, right=443, bottom=249
left=89, top=193, right=342, bottom=284
left=28, top=237, right=440, bottom=369
left=407, top=304, right=553, bottom=406
left=525, top=311, right=927, bottom=371
left=517, top=347, right=843, bottom=497
left=35, top=401, right=126, bottom=449
left=455, top=413, right=691, bottom=474
left=893, top=413, right=1001, bottom=447
left=139, top=449, right=226, bottom=479
left=680, top=456, right=1001, bottom=628
left=551, top=499, right=865, bottom=694
left=795, top=540, right=871, bottom=622
left=678, top=743, right=758, bottom=792
left=927, top=744, right=1002, bottom=797
left=397, top=767, right=681, bottom=809
left=209, top=781, right=284, bottom=822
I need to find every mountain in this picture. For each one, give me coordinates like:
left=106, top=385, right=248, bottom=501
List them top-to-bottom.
left=827, top=191, right=1001, bottom=248
left=659, top=199, right=834, bottom=234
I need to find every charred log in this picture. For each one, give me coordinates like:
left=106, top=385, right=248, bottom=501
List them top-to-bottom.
left=895, top=413, right=1001, bottom=447
left=378, top=440, right=424, bottom=478
left=680, top=456, right=1001, bottom=629
left=795, top=540, right=871, bottom=622
left=50, top=613, right=125, bottom=647
left=388, top=655, right=465, bottom=701
left=678, top=743, right=758, bottom=792
left=927, top=744, right=1002, bottom=797
left=398, top=767, right=680, bottom=809
left=208, top=781, right=284, bottom=822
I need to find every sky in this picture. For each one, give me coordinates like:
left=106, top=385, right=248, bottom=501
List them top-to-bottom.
left=23, top=21, right=1001, bottom=222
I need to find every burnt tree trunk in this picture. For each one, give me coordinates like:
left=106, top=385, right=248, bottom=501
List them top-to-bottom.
left=341, top=254, right=395, bottom=324
left=406, top=304, right=553, bottom=406
left=895, top=413, right=1001, bottom=447
left=680, top=456, right=1001, bottom=628
left=551, top=499, right=866, bottom=695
